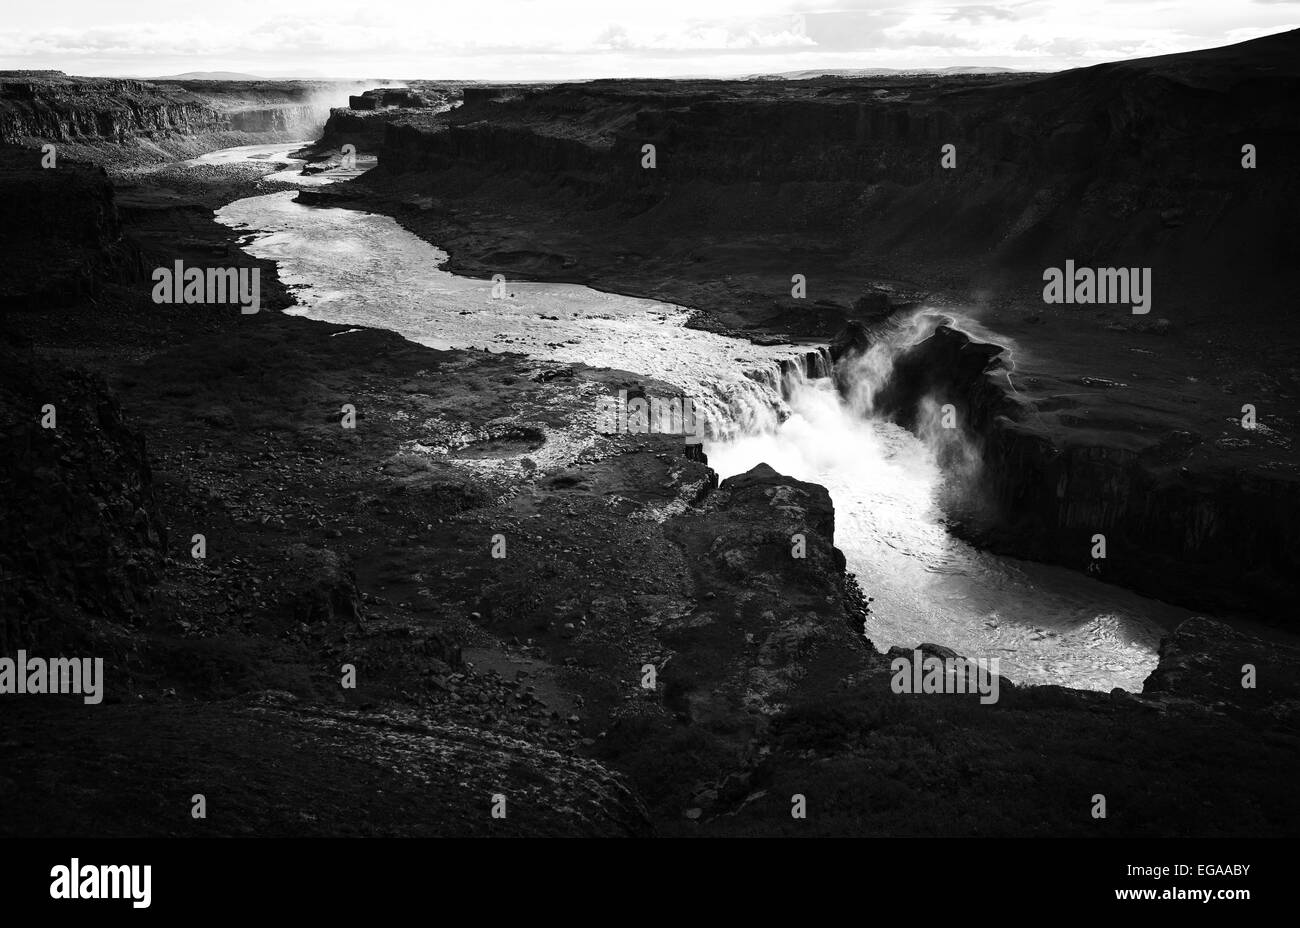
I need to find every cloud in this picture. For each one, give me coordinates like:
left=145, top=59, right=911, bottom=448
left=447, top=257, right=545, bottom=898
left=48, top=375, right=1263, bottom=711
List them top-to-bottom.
left=2, top=0, right=1298, bottom=79
left=947, top=5, right=1020, bottom=24
left=801, top=10, right=907, bottom=51
left=594, top=25, right=632, bottom=50
left=886, top=31, right=979, bottom=49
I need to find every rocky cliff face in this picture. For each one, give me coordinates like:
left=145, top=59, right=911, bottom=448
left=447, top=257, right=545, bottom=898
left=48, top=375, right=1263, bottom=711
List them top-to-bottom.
left=0, top=73, right=348, bottom=164
left=0, top=77, right=222, bottom=142
left=309, top=83, right=460, bottom=156
left=314, top=109, right=394, bottom=155
left=0, top=146, right=159, bottom=655
left=0, top=147, right=143, bottom=311
left=857, top=320, right=1300, bottom=621
left=978, top=419, right=1300, bottom=619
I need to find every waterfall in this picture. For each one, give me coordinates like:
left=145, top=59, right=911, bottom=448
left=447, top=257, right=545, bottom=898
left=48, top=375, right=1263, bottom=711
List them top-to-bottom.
left=840, top=310, right=950, bottom=416
left=688, top=347, right=838, bottom=443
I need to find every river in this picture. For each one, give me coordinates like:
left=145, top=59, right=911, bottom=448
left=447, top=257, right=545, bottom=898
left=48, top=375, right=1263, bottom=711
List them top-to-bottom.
left=211, top=141, right=1196, bottom=692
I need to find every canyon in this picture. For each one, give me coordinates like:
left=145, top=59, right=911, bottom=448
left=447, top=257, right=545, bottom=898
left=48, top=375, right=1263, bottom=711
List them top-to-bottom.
left=295, top=29, right=1300, bottom=623
left=1, top=34, right=1298, bottom=837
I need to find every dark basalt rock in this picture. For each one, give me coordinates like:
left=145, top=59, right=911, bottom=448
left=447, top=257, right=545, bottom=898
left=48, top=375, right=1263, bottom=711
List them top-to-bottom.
left=0, top=147, right=144, bottom=311
left=851, top=288, right=893, bottom=320
left=829, top=319, right=871, bottom=361
left=869, top=323, right=1009, bottom=431
left=0, top=336, right=165, bottom=654
left=719, top=462, right=837, bottom=544
left=279, top=545, right=363, bottom=628
left=1142, top=617, right=1300, bottom=726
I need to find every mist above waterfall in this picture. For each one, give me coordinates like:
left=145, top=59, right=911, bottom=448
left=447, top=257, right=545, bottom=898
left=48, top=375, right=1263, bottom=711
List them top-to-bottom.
left=836, top=308, right=986, bottom=491
left=839, top=310, right=945, bottom=416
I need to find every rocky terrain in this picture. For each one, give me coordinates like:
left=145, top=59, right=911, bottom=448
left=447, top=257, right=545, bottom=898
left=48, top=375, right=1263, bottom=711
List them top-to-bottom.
left=1, top=36, right=1298, bottom=837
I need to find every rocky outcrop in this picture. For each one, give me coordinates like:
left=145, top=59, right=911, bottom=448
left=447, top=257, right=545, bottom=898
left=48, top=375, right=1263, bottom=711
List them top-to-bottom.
left=349, top=88, right=436, bottom=110
left=313, top=109, right=394, bottom=156
left=0, top=146, right=143, bottom=311
left=868, top=323, right=1011, bottom=432
left=660, top=463, right=870, bottom=729
left=277, top=545, right=363, bottom=628
left=1142, top=617, right=1300, bottom=727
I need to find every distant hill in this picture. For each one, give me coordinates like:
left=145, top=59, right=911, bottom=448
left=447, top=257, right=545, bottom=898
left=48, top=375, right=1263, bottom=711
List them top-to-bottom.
left=749, top=66, right=1021, bottom=79
left=153, top=71, right=263, bottom=80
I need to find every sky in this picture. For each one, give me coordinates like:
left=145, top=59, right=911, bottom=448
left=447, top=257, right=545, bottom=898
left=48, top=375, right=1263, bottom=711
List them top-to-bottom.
left=1, top=0, right=1298, bottom=80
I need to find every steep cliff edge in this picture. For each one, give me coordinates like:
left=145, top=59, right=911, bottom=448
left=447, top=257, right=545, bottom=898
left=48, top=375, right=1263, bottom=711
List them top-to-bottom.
left=300, top=82, right=472, bottom=159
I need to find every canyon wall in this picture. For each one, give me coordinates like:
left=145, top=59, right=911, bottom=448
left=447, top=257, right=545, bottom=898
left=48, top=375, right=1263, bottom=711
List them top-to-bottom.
left=366, top=30, right=1300, bottom=317
left=0, top=73, right=355, bottom=164
left=0, top=76, right=223, bottom=142
left=309, top=82, right=463, bottom=155
left=0, top=148, right=143, bottom=311
left=863, top=321, right=1300, bottom=620
left=0, top=331, right=165, bottom=655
